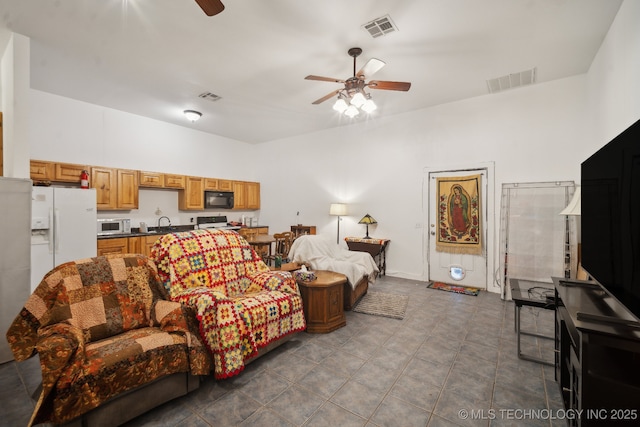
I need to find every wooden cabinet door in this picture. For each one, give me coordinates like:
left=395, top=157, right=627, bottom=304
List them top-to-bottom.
left=30, top=160, right=55, bottom=181
left=55, top=163, right=89, bottom=183
left=92, top=167, right=117, bottom=210
left=117, top=169, right=139, bottom=209
left=139, top=171, right=164, bottom=188
left=164, top=174, right=185, bottom=189
left=178, top=177, right=204, bottom=210
left=204, top=178, right=219, bottom=190
left=218, top=179, right=233, bottom=191
left=232, top=181, right=247, bottom=209
left=246, top=182, right=260, bottom=209
left=143, top=235, right=160, bottom=256
left=127, top=236, right=142, bottom=254
left=97, top=238, right=129, bottom=256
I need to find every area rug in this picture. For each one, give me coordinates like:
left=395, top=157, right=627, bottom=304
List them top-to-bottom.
left=427, top=281, right=480, bottom=296
left=352, top=291, right=409, bottom=320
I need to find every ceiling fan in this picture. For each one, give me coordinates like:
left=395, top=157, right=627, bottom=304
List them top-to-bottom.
left=195, top=0, right=225, bottom=16
left=305, top=47, right=411, bottom=116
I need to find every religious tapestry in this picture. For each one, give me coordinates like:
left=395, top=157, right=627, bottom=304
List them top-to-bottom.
left=436, top=174, right=482, bottom=255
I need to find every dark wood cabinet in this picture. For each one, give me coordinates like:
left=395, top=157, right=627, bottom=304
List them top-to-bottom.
left=297, top=270, right=346, bottom=333
left=554, top=277, right=640, bottom=426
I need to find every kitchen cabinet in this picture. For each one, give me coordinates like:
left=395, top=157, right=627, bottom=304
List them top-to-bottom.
left=30, top=160, right=89, bottom=184
left=30, top=160, right=55, bottom=181
left=55, top=162, right=89, bottom=183
left=92, top=167, right=139, bottom=210
left=92, top=167, right=117, bottom=210
left=117, top=169, right=139, bottom=209
left=139, top=171, right=164, bottom=188
left=164, top=174, right=185, bottom=189
left=178, top=176, right=204, bottom=210
left=204, top=178, right=219, bottom=190
left=218, top=179, right=233, bottom=191
left=233, top=181, right=260, bottom=210
left=142, top=235, right=161, bottom=256
left=97, top=237, right=129, bottom=256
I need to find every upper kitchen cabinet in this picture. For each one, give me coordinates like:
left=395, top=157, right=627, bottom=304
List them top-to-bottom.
left=30, top=160, right=90, bottom=184
left=92, top=167, right=139, bottom=210
left=117, top=169, right=139, bottom=209
left=138, top=171, right=164, bottom=188
left=164, top=174, right=185, bottom=189
left=178, top=176, right=204, bottom=210
left=204, top=178, right=219, bottom=191
left=218, top=179, right=233, bottom=192
left=232, top=181, right=260, bottom=210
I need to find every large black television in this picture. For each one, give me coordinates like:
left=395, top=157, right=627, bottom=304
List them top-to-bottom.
left=581, top=118, right=640, bottom=321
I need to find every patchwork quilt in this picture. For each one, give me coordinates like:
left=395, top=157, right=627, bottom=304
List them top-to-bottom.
left=151, top=229, right=306, bottom=379
left=5, top=254, right=210, bottom=426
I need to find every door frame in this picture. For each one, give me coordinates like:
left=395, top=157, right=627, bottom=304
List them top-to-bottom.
left=423, top=161, right=499, bottom=293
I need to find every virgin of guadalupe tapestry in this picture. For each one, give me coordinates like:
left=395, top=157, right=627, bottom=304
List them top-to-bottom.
left=436, top=174, right=482, bottom=255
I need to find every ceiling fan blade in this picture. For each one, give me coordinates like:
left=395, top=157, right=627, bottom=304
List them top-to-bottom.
left=195, top=0, right=225, bottom=16
left=357, top=58, right=385, bottom=79
left=305, top=75, right=345, bottom=84
left=368, top=80, right=412, bottom=91
left=312, top=90, right=341, bottom=105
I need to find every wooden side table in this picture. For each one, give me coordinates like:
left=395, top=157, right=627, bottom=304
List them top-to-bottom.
left=345, top=237, right=390, bottom=275
left=296, top=270, right=346, bottom=333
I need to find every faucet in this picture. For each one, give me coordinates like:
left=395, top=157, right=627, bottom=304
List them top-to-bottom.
left=158, top=216, right=171, bottom=230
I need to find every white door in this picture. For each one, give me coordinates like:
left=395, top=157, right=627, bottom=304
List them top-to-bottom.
left=428, top=168, right=488, bottom=288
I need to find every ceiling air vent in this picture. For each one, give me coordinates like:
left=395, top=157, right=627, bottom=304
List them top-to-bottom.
left=362, top=15, right=398, bottom=38
left=486, top=67, right=537, bottom=94
left=198, top=92, right=222, bottom=102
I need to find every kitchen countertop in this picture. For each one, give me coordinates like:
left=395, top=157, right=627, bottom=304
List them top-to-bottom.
left=97, top=225, right=268, bottom=239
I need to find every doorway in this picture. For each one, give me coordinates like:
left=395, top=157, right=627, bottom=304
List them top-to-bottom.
left=425, top=164, right=495, bottom=290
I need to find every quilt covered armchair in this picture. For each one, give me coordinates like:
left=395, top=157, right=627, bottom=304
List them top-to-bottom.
left=151, top=229, right=306, bottom=379
left=5, top=254, right=211, bottom=426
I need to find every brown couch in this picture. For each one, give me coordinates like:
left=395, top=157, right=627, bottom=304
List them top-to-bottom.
left=5, top=254, right=211, bottom=426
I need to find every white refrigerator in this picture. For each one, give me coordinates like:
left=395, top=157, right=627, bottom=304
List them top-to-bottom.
left=0, top=177, right=31, bottom=363
left=31, top=187, right=97, bottom=292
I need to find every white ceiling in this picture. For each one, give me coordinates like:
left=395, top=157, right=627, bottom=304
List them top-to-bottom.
left=0, top=0, right=623, bottom=144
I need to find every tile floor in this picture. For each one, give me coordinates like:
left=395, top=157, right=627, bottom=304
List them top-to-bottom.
left=1, top=276, right=565, bottom=427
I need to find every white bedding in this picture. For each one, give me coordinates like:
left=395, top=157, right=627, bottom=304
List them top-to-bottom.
left=288, top=235, right=379, bottom=289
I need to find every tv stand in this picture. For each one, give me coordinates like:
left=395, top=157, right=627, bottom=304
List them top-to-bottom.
left=553, top=277, right=640, bottom=426
left=559, top=279, right=601, bottom=289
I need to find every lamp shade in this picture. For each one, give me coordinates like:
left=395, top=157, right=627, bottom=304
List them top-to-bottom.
left=559, top=187, right=581, bottom=215
left=329, top=203, right=348, bottom=216
left=358, top=214, right=377, bottom=225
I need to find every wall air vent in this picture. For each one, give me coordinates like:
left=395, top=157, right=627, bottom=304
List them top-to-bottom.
left=362, top=15, right=398, bottom=38
left=486, top=67, right=537, bottom=94
left=198, top=92, right=222, bottom=101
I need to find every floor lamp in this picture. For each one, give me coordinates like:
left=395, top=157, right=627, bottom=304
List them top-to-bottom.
left=329, top=203, right=347, bottom=244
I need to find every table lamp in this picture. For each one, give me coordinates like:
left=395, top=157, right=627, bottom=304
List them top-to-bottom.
left=358, top=214, right=377, bottom=239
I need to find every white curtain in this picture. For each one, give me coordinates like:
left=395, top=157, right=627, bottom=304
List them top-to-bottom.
left=499, top=182, right=577, bottom=299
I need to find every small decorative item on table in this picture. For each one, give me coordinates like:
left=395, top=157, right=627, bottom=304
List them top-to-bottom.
left=293, top=265, right=316, bottom=282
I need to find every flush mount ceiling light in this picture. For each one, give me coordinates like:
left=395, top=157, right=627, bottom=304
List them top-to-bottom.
left=183, top=110, right=202, bottom=122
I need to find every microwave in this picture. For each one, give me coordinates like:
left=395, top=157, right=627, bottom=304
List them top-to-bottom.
left=204, top=191, right=234, bottom=209
left=97, top=218, right=131, bottom=236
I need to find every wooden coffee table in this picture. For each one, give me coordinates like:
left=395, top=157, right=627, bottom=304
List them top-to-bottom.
left=296, top=270, right=347, bottom=333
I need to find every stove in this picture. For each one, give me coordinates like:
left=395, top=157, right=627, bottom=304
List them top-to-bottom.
left=196, top=216, right=241, bottom=231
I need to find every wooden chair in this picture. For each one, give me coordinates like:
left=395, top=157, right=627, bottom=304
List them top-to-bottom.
left=238, top=228, right=268, bottom=260
left=267, top=232, right=294, bottom=266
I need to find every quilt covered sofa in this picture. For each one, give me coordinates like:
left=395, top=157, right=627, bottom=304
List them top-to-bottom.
left=151, top=229, right=306, bottom=379
left=5, top=254, right=211, bottom=426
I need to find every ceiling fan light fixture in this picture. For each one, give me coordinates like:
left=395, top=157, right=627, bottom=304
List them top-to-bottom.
left=350, top=92, right=366, bottom=108
left=361, top=95, right=377, bottom=113
left=333, top=97, right=349, bottom=113
left=344, top=105, right=360, bottom=118
left=183, top=110, right=202, bottom=122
